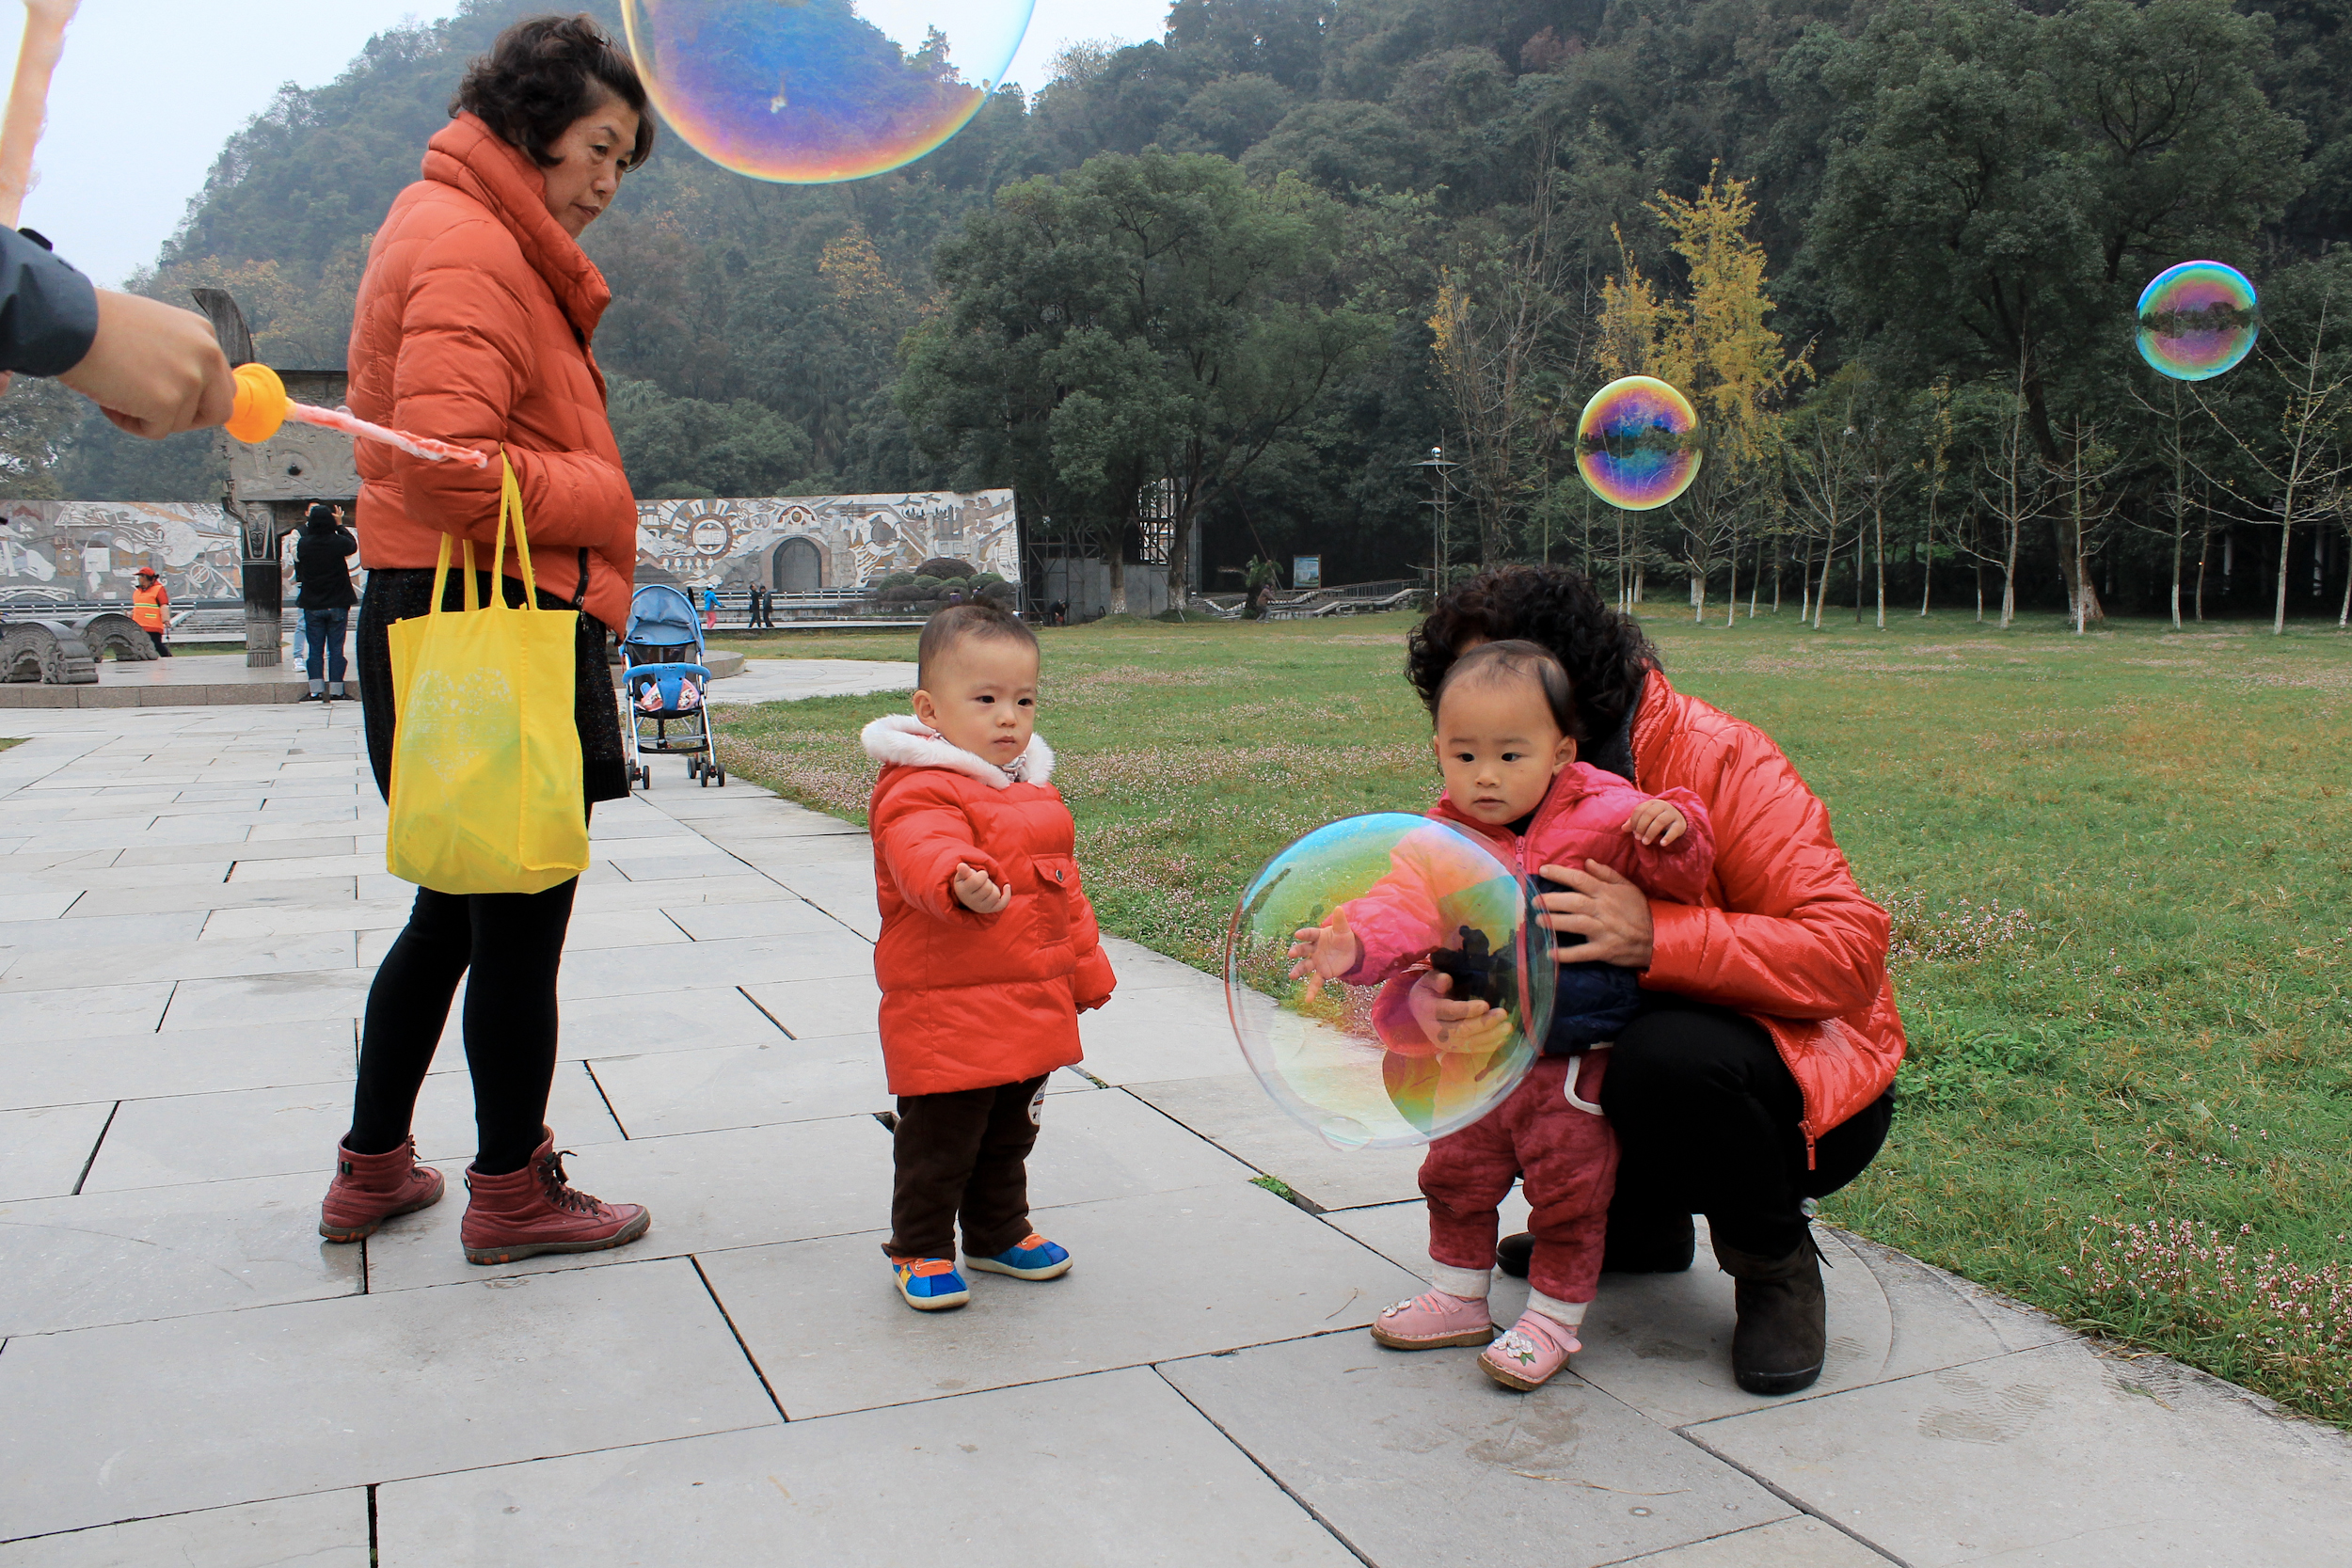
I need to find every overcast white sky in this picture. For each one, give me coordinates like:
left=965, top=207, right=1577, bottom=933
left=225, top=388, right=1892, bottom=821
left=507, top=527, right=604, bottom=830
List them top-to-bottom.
left=18, top=0, right=1171, bottom=289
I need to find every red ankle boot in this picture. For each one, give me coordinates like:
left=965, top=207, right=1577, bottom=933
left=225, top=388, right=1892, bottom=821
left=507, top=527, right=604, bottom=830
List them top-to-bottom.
left=319, top=1136, right=445, bottom=1242
left=460, top=1138, right=649, bottom=1265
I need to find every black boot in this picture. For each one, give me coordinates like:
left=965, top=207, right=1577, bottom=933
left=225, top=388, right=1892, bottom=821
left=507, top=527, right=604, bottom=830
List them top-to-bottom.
left=1494, top=1209, right=1695, bottom=1279
left=1712, top=1231, right=1826, bottom=1396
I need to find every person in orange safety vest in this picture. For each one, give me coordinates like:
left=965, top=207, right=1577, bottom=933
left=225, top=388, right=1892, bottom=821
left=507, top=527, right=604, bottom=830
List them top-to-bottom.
left=132, top=566, right=171, bottom=657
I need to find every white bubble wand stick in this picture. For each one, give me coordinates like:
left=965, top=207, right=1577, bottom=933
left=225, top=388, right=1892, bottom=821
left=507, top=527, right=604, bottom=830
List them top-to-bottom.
left=0, top=0, right=75, bottom=230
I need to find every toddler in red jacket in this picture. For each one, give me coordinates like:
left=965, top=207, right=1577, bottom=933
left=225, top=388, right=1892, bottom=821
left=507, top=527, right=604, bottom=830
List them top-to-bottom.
left=861, top=603, right=1116, bottom=1311
left=1290, top=640, right=1713, bottom=1389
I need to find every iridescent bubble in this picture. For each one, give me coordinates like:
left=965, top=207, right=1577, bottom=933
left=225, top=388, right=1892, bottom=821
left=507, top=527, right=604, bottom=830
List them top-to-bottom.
left=621, top=1, right=1035, bottom=184
left=2137, top=261, right=2259, bottom=381
left=1577, top=375, right=1702, bottom=511
left=1226, top=814, right=1551, bottom=1152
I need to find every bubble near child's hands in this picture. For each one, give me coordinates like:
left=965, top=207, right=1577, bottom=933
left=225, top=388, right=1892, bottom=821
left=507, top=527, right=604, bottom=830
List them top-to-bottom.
left=622, top=0, right=1036, bottom=184
left=2136, top=261, right=2260, bottom=381
left=1577, top=375, right=1703, bottom=511
left=1226, top=814, right=1552, bottom=1150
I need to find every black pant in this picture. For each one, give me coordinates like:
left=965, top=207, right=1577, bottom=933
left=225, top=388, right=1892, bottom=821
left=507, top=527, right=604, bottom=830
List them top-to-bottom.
left=148, top=630, right=171, bottom=657
left=345, top=879, right=579, bottom=1175
left=1598, top=997, right=1892, bottom=1258
left=884, top=1076, right=1047, bottom=1260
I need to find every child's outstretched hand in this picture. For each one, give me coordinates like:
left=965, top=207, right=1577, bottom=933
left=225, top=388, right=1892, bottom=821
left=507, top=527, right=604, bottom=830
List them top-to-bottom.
left=1625, top=799, right=1688, bottom=847
left=952, top=862, right=1010, bottom=914
left=1287, top=908, right=1361, bottom=1001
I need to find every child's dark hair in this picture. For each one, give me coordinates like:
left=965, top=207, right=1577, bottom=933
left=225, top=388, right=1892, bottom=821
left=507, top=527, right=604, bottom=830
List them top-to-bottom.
left=453, top=14, right=656, bottom=172
left=917, top=602, right=1039, bottom=688
left=1431, top=640, right=1580, bottom=737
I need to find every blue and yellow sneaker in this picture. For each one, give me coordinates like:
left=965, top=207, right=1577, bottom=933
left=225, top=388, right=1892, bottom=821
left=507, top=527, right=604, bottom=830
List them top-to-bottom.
left=964, top=1233, right=1073, bottom=1281
left=890, top=1255, right=970, bottom=1310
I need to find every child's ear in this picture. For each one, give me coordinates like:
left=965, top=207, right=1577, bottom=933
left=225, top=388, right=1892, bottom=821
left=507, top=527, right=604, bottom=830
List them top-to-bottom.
left=911, top=689, right=940, bottom=728
left=1553, top=733, right=1578, bottom=774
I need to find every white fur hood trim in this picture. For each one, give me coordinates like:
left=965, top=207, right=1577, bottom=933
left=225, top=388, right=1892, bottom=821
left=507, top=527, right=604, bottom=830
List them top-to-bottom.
left=861, top=712, right=1056, bottom=788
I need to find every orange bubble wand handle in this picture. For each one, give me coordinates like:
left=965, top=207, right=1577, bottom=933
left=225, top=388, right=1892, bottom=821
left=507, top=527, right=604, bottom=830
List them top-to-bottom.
left=0, top=0, right=81, bottom=230
left=228, top=361, right=489, bottom=469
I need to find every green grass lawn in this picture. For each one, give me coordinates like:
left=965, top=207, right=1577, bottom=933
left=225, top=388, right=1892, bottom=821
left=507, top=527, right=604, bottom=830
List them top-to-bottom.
left=717, top=607, right=2352, bottom=1425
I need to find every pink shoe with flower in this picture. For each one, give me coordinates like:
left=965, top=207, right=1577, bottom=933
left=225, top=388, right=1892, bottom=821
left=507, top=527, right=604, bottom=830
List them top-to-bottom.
left=1370, top=1289, right=1497, bottom=1349
left=1480, top=1310, right=1581, bottom=1390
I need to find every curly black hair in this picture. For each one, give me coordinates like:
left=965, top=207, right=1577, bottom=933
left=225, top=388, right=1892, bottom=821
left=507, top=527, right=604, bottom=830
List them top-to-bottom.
left=452, top=14, right=655, bottom=172
left=1406, top=565, right=1659, bottom=746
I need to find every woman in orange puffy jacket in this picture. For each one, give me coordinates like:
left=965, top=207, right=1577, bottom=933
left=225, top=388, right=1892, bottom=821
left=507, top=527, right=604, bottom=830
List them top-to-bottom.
left=317, top=17, right=652, bottom=1268
left=1400, top=565, right=1904, bottom=1399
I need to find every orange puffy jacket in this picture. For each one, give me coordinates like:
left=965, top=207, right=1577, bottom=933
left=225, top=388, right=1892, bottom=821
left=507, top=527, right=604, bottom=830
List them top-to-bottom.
left=345, top=114, right=636, bottom=631
left=1633, top=672, right=1904, bottom=1158
left=863, top=716, right=1118, bottom=1096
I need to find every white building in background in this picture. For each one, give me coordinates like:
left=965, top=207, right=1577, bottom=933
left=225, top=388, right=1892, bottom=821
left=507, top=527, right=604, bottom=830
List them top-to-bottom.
left=635, top=489, right=1018, bottom=594
left=0, top=502, right=242, bottom=606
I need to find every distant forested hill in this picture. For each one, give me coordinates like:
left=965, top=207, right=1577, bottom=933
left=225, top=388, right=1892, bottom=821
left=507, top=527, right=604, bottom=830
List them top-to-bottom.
left=24, top=0, right=2352, bottom=610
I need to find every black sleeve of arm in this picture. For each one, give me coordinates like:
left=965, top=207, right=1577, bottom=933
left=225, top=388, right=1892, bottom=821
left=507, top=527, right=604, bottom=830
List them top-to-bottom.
left=0, top=226, right=101, bottom=376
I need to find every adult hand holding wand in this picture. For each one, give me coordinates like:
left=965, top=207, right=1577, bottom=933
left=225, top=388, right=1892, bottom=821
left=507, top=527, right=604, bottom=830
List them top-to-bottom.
left=0, top=0, right=235, bottom=436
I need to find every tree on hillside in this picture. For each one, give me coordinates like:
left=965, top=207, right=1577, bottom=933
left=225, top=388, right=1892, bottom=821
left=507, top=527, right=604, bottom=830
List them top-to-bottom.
left=1804, top=0, right=2305, bottom=624
left=901, top=150, right=1378, bottom=610
left=607, top=379, right=815, bottom=499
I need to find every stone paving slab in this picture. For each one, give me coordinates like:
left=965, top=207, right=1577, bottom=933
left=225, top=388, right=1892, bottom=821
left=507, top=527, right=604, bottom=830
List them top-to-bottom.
left=0, top=1019, right=356, bottom=1113
left=76, top=1063, right=620, bottom=1194
left=1124, top=1071, right=1430, bottom=1211
left=0, top=1101, right=114, bottom=1200
left=0, top=1167, right=360, bottom=1336
left=699, top=1180, right=1422, bottom=1420
left=0, top=1259, right=779, bottom=1541
left=1161, top=1329, right=1796, bottom=1568
left=1689, top=1338, right=2352, bottom=1566
left=373, top=1368, right=1357, bottom=1567
left=0, top=1489, right=370, bottom=1568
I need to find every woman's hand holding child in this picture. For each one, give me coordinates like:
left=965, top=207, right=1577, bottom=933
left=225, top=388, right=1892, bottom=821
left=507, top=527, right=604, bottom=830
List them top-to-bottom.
left=952, top=862, right=1009, bottom=914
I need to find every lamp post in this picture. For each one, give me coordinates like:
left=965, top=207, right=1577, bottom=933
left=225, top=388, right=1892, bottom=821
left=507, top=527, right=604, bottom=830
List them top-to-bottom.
left=1414, top=445, right=1458, bottom=599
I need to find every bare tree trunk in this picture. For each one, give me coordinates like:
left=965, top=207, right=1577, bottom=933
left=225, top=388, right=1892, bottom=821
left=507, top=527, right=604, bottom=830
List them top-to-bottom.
left=1873, top=498, right=1887, bottom=629
left=2194, top=508, right=2210, bottom=622
left=2000, top=513, right=2019, bottom=629
left=2274, top=519, right=2292, bottom=635
left=1813, top=522, right=1836, bottom=629
left=1772, top=535, right=1783, bottom=613
left=1800, top=535, right=1814, bottom=624
left=1108, top=550, right=1129, bottom=616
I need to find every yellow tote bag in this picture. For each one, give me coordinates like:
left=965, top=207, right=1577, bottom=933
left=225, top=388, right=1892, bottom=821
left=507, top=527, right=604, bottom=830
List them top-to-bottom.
left=386, top=456, right=588, bottom=895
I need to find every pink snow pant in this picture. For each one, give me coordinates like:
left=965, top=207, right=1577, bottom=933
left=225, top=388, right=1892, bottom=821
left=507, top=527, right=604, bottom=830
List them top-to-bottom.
left=1421, top=1053, right=1617, bottom=1306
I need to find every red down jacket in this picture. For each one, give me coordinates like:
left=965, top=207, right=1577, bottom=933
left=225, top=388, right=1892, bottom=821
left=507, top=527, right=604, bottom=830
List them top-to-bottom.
left=345, top=114, right=637, bottom=632
left=1632, top=671, right=1903, bottom=1154
left=1374, top=673, right=1904, bottom=1160
left=864, top=716, right=1117, bottom=1096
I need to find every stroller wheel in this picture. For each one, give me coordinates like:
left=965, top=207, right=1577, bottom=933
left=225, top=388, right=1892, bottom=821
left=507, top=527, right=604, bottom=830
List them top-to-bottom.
left=688, top=755, right=702, bottom=780
left=697, top=764, right=710, bottom=787
left=715, top=765, right=727, bottom=787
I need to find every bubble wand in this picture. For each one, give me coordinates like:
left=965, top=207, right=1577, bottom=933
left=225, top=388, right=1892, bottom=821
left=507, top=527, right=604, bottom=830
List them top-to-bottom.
left=0, top=0, right=80, bottom=230
left=225, top=362, right=489, bottom=469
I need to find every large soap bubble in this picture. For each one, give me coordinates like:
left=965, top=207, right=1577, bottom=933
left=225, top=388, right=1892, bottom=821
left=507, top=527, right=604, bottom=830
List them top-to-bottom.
left=622, top=1, right=1036, bottom=184
left=2137, top=261, right=2259, bottom=382
left=1577, top=375, right=1702, bottom=511
left=1226, top=814, right=1552, bottom=1151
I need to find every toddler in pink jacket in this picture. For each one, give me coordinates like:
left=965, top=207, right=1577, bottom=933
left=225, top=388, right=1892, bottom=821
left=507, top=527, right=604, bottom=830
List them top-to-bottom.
left=1290, top=640, right=1713, bottom=1390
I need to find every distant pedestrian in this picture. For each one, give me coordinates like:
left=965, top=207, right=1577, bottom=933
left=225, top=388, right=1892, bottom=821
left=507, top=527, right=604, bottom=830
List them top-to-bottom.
left=294, top=502, right=358, bottom=700
left=131, top=566, right=171, bottom=656
left=702, top=583, right=718, bottom=629
left=751, top=583, right=770, bottom=627
left=860, top=603, right=1116, bottom=1310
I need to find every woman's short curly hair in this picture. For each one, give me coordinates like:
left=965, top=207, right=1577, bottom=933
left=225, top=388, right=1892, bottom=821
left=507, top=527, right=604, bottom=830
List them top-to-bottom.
left=453, top=14, right=655, bottom=172
left=1406, top=565, right=1659, bottom=745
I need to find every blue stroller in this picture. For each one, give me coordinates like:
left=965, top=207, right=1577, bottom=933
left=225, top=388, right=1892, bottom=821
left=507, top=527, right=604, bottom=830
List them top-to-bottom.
left=620, top=584, right=725, bottom=789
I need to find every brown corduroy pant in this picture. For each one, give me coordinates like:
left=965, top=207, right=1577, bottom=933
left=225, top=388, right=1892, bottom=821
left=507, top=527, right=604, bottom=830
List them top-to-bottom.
left=882, top=1075, right=1049, bottom=1261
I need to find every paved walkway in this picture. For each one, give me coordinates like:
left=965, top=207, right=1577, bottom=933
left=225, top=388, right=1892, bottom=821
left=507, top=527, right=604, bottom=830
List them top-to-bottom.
left=0, top=685, right=2346, bottom=1566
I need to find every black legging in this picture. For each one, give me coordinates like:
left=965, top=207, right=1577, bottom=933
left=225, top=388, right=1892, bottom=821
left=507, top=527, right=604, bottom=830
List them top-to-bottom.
left=345, top=879, right=579, bottom=1176
left=1598, top=996, right=1892, bottom=1259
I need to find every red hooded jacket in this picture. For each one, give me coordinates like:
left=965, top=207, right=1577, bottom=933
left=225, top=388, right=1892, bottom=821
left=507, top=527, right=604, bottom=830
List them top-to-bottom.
left=345, top=114, right=637, bottom=631
left=1380, top=673, right=1903, bottom=1161
left=863, top=716, right=1117, bottom=1096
